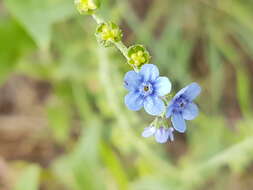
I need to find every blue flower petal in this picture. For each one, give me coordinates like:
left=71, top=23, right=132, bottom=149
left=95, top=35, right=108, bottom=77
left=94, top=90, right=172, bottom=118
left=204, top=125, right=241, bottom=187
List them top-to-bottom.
left=139, top=64, right=159, bottom=82
left=124, top=71, right=141, bottom=91
left=154, top=77, right=172, bottom=96
left=183, top=82, right=201, bottom=101
left=174, top=85, right=189, bottom=99
left=125, top=92, right=144, bottom=111
left=144, top=96, right=165, bottom=116
left=166, top=101, right=174, bottom=118
left=182, top=103, right=199, bottom=120
left=171, top=113, right=186, bottom=133
left=142, top=126, right=156, bottom=138
left=155, top=127, right=169, bottom=143
left=168, top=127, right=174, bottom=141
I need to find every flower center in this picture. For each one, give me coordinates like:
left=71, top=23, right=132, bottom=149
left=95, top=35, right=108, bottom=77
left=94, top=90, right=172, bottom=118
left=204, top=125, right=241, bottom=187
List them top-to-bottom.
left=140, top=82, right=153, bottom=96
left=143, top=85, right=149, bottom=92
left=174, top=96, right=189, bottom=113
left=180, top=102, right=185, bottom=107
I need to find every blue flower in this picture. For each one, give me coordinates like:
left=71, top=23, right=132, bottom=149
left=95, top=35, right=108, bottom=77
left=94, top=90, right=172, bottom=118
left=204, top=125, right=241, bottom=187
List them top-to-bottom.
left=124, top=64, right=171, bottom=116
left=166, top=83, right=201, bottom=133
left=142, top=126, right=174, bottom=143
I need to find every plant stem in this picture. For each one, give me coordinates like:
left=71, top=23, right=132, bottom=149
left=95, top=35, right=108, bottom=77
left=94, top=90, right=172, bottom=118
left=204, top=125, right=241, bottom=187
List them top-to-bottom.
left=92, top=14, right=104, bottom=24
left=114, top=41, right=129, bottom=60
left=115, top=41, right=138, bottom=71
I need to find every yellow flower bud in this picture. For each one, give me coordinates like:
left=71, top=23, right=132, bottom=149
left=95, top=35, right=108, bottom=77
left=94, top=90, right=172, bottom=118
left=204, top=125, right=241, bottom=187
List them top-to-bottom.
left=75, top=0, right=100, bottom=14
left=95, top=22, right=123, bottom=47
left=127, top=45, right=151, bottom=68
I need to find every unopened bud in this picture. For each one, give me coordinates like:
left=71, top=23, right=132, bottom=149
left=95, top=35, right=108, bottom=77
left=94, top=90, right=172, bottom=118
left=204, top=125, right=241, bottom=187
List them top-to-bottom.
left=75, top=0, right=100, bottom=14
left=95, top=22, right=123, bottom=47
left=127, top=45, right=151, bottom=68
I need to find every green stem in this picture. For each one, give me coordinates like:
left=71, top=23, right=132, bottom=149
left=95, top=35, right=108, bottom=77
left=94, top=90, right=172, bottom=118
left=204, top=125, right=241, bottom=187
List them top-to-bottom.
left=92, top=14, right=104, bottom=24
left=114, top=41, right=129, bottom=60
left=115, top=41, right=138, bottom=71
left=162, top=97, right=168, bottom=105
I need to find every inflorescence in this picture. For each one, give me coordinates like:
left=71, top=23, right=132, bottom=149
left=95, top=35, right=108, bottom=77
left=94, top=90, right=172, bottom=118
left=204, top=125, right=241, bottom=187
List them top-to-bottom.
left=75, top=0, right=201, bottom=144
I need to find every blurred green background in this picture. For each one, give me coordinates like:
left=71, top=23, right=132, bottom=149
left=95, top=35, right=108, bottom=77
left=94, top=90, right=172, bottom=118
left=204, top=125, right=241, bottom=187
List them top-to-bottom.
left=0, top=0, right=253, bottom=189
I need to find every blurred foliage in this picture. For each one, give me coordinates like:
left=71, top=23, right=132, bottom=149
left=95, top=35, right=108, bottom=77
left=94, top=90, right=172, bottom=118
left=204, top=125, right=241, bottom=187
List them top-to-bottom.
left=1, top=0, right=253, bottom=189
left=13, top=164, right=41, bottom=190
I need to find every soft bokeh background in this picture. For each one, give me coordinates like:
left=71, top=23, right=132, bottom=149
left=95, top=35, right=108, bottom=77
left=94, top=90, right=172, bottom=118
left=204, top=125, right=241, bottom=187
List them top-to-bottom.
left=0, top=0, right=253, bottom=189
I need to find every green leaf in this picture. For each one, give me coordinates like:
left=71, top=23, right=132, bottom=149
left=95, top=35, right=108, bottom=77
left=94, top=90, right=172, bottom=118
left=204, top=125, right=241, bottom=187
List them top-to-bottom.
left=4, top=0, right=75, bottom=49
left=0, top=18, right=33, bottom=84
left=236, top=67, right=252, bottom=117
left=47, top=101, right=71, bottom=143
left=53, top=120, right=105, bottom=190
left=197, top=136, right=253, bottom=174
left=100, top=142, right=129, bottom=190
left=14, top=165, right=41, bottom=190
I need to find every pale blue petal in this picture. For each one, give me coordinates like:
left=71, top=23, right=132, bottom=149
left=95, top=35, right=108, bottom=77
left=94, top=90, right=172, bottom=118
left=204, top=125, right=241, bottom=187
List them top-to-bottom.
left=139, top=64, right=159, bottom=82
left=124, top=71, right=141, bottom=91
left=154, top=77, right=172, bottom=96
left=183, top=82, right=201, bottom=101
left=173, top=83, right=201, bottom=101
left=174, top=85, right=189, bottom=99
left=125, top=92, right=143, bottom=111
left=144, top=96, right=165, bottom=116
left=166, top=101, right=174, bottom=118
left=182, top=103, right=199, bottom=120
left=171, top=113, right=186, bottom=133
left=142, top=126, right=156, bottom=138
left=155, top=127, right=169, bottom=143
left=168, top=127, right=174, bottom=141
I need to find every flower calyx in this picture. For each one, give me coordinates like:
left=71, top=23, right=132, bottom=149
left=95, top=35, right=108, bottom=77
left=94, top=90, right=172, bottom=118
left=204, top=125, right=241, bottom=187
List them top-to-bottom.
left=75, top=0, right=100, bottom=14
left=95, top=22, right=123, bottom=47
left=127, top=45, right=151, bottom=68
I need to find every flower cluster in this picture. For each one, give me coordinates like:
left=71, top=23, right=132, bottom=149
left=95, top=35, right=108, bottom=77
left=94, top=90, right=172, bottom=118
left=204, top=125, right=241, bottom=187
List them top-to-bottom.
left=74, top=0, right=201, bottom=144
left=124, top=64, right=201, bottom=143
left=142, top=126, right=174, bottom=143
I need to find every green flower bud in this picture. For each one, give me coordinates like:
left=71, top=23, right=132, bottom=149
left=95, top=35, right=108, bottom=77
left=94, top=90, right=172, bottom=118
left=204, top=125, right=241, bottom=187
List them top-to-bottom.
left=75, top=0, right=100, bottom=14
left=95, top=22, right=123, bottom=47
left=127, top=45, right=151, bottom=68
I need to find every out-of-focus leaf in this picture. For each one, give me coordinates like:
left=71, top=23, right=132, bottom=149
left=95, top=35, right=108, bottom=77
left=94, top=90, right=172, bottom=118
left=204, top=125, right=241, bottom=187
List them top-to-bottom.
left=4, top=0, right=75, bottom=49
left=220, top=0, right=253, bottom=34
left=0, top=18, right=33, bottom=83
left=154, top=18, right=192, bottom=84
left=207, top=42, right=223, bottom=112
left=236, top=67, right=252, bottom=117
left=47, top=99, right=71, bottom=143
left=186, top=114, right=234, bottom=163
left=53, top=120, right=105, bottom=190
left=197, top=136, right=253, bottom=175
left=100, top=142, right=129, bottom=190
left=13, top=165, right=41, bottom=190
left=131, top=176, right=179, bottom=190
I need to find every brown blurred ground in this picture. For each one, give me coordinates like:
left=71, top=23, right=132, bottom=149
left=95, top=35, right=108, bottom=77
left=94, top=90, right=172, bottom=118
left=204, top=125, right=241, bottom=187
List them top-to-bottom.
left=0, top=75, right=62, bottom=189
